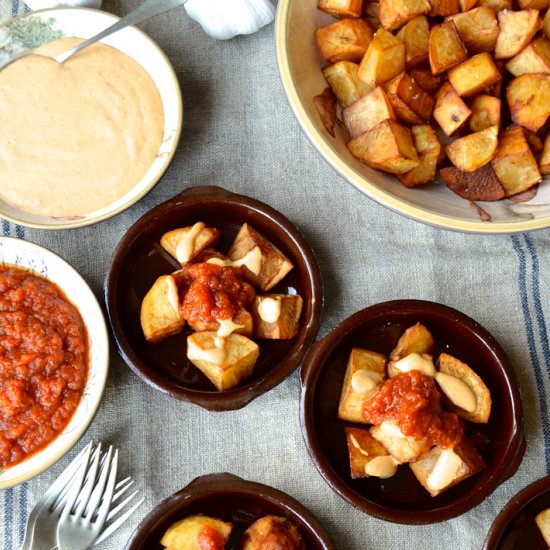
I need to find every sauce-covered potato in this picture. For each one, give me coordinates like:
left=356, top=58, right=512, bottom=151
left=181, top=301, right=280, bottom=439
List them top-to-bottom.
left=160, top=514, right=232, bottom=550
left=240, top=515, right=305, bottom=550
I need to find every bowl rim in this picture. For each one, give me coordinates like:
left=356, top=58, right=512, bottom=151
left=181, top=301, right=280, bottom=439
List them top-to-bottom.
left=274, top=0, right=550, bottom=235
left=0, top=6, right=183, bottom=230
left=104, top=185, right=324, bottom=411
left=0, top=236, right=109, bottom=488
left=299, top=299, right=525, bottom=524
left=124, top=472, right=336, bottom=550
left=483, top=475, right=550, bottom=549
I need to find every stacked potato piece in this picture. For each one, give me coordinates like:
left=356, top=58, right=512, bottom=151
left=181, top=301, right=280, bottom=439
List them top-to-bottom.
left=315, top=0, right=550, bottom=201
left=140, top=222, right=303, bottom=391
left=338, top=323, right=491, bottom=496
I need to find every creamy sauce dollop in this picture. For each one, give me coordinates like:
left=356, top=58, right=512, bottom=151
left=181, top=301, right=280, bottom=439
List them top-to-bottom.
left=0, top=38, right=164, bottom=217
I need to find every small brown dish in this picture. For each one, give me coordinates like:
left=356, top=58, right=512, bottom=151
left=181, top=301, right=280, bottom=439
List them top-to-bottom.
left=105, top=185, right=322, bottom=411
left=300, top=300, right=525, bottom=524
left=125, top=472, right=335, bottom=549
left=484, top=476, right=550, bottom=549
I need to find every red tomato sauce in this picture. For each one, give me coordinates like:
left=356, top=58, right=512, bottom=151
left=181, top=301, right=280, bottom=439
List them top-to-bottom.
left=180, top=263, right=255, bottom=324
left=0, top=266, right=88, bottom=468
left=362, top=370, right=463, bottom=448
left=197, top=525, right=227, bottom=550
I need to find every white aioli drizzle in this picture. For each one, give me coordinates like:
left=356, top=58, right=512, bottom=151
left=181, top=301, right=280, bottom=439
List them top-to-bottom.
left=175, top=222, right=206, bottom=263
left=207, top=246, right=263, bottom=275
left=165, top=276, right=180, bottom=314
left=257, top=297, right=281, bottom=323
left=188, top=317, right=244, bottom=365
left=393, top=353, right=436, bottom=377
left=351, top=369, right=384, bottom=393
left=435, top=372, right=477, bottom=413
left=427, top=448, right=463, bottom=492
left=365, top=456, right=398, bottom=479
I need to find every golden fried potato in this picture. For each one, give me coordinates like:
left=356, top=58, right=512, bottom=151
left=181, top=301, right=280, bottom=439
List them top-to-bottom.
left=318, top=0, right=363, bottom=18
left=379, top=0, right=431, bottom=31
left=430, top=0, right=461, bottom=16
left=459, top=0, right=479, bottom=11
left=478, top=0, right=511, bottom=9
left=517, top=0, right=549, bottom=10
left=446, top=7, right=499, bottom=53
left=495, top=9, right=541, bottom=59
left=544, top=9, right=550, bottom=39
left=396, top=16, right=430, bottom=68
left=315, top=18, right=375, bottom=64
left=429, top=21, right=468, bottom=74
left=358, top=28, right=406, bottom=88
left=505, top=37, right=550, bottom=76
left=447, top=53, right=501, bottom=97
left=323, top=61, right=372, bottom=108
left=410, top=68, right=441, bottom=94
left=385, top=71, right=435, bottom=124
left=507, top=74, right=550, bottom=132
left=433, top=82, right=472, bottom=136
left=343, top=86, right=396, bottom=138
left=314, top=87, right=337, bottom=137
left=469, top=95, right=501, bottom=132
left=347, top=120, right=420, bottom=174
left=398, top=125, right=441, bottom=187
left=491, top=125, right=542, bottom=196
left=446, top=126, right=498, bottom=172
left=541, top=135, right=550, bottom=175
left=440, top=164, right=505, bottom=200
left=161, top=224, right=221, bottom=265
left=140, top=275, right=185, bottom=344
left=252, top=294, right=303, bottom=339
left=187, top=308, right=253, bottom=337
left=389, top=323, right=435, bottom=361
left=187, top=332, right=259, bottom=391
left=370, top=422, right=430, bottom=463
left=345, top=427, right=397, bottom=479
left=536, top=509, right=550, bottom=547
left=161, top=515, right=232, bottom=550
left=241, top=516, right=305, bottom=550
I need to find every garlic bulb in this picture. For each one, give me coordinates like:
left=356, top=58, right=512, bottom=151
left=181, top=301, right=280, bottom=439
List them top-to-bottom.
left=185, top=0, right=276, bottom=40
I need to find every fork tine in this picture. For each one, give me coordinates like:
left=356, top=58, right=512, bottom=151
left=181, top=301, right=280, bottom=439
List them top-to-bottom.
left=73, top=443, right=103, bottom=519
left=82, top=446, right=113, bottom=520
left=94, top=449, right=118, bottom=526
left=112, top=478, right=134, bottom=504
left=107, top=489, right=139, bottom=520
left=92, top=495, right=144, bottom=547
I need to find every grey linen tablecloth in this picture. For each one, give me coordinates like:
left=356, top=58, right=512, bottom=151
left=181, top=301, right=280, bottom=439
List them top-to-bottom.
left=1, top=1, right=550, bottom=549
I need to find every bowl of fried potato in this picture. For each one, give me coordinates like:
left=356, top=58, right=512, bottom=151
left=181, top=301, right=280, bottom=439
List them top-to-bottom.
left=276, top=0, right=550, bottom=233
left=105, top=185, right=323, bottom=411
left=300, top=300, right=525, bottom=523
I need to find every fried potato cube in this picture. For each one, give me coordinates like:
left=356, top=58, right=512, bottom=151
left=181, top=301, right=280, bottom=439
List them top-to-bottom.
left=318, top=0, right=363, bottom=18
left=378, top=0, right=431, bottom=31
left=430, top=0, right=461, bottom=16
left=459, top=0, right=479, bottom=11
left=477, top=0, right=511, bottom=9
left=519, top=0, right=549, bottom=8
left=363, top=1, right=382, bottom=29
left=446, top=7, right=499, bottom=53
left=495, top=9, right=541, bottom=59
left=544, top=9, right=550, bottom=39
left=396, top=16, right=430, bottom=68
left=315, top=18, right=375, bottom=64
left=429, top=21, right=468, bottom=75
left=358, top=28, right=406, bottom=88
left=506, top=37, right=550, bottom=76
left=447, top=53, right=501, bottom=97
left=323, top=61, right=372, bottom=109
left=410, top=68, right=441, bottom=94
left=385, top=72, right=435, bottom=124
left=507, top=74, right=550, bottom=132
left=433, top=82, right=472, bottom=136
left=343, top=86, right=396, bottom=138
left=314, top=87, right=338, bottom=137
left=469, top=95, right=501, bottom=132
left=347, top=120, right=420, bottom=174
left=398, top=125, right=441, bottom=187
left=491, top=125, right=542, bottom=196
left=446, top=126, right=498, bottom=172
left=541, top=135, right=550, bottom=175
left=440, top=163, right=505, bottom=200
left=161, top=224, right=221, bottom=265
left=228, top=224, right=293, bottom=291
left=192, top=248, right=225, bottom=264
left=140, top=275, right=185, bottom=344
left=252, top=294, right=303, bottom=339
left=188, top=308, right=253, bottom=337
left=389, top=322, right=435, bottom=361
left=187, top=332, right=259, bottom=391
left=338, top=348, right=387, bottom=423
left=437, top=353, right=492, bottom=423
left=370, top=422, right=430, bottom=463
left=344, top=427, right=396, bottom=479
left=409, top=439, right=486, bottom=497
left=536, top=509, right=550, bottom=547
left=161, top=514, right=232, bottom=550
left=241, top=516, right=305, bottom=550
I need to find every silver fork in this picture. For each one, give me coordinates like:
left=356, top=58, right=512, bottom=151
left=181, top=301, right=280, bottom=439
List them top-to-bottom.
left=56, top=445, right=118, bottom=550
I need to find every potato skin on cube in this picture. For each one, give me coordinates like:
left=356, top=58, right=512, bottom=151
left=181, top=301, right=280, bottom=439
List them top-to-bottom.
left=315, top=18, right=375, bottom=64
left=429, top=21, right=468, bottom=75
left=358, top=28, right=406, bottom=88
left=447, top=52, right=501, bottom=97
left=507, top=74, right=550, bottom=132
left=347, top=120, right=419, bottom=174
left=440, top=164, right=505, bottom=201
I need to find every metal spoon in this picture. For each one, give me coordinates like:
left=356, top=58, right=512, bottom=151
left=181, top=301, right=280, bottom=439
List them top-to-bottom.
left=2, top=0, right=187, bottom=69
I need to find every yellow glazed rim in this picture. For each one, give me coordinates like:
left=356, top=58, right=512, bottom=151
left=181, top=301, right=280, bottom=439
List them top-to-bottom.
left=275, top=0, right=549, bottom=235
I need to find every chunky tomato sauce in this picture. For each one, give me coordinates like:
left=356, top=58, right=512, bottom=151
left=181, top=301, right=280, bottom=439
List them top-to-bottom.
left=180, top=263, right=255, bottom=324
left=0, top=266, right=88, bottom=468
left=363, top=370, right=463, bottom=448
left=197, top=525, right=227, bottom=550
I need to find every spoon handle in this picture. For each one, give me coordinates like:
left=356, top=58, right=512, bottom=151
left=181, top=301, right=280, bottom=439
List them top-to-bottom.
left=56, top=0, right=188, bottom=63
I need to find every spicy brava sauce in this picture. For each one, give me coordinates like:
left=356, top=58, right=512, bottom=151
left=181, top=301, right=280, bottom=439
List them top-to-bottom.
left=0, top=266, right=88, bottom=468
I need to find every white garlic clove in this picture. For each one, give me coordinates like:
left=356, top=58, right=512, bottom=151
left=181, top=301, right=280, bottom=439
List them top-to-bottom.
left=185, top=0, right=276, bottom=40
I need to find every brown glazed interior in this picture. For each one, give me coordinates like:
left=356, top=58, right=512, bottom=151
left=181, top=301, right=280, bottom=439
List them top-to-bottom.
left=105, top=185, right=322, bottom=411
left=300, top=300, right=525, bottom=524
left=125, top=472, right=335, bottom=549
left=484, top=475, right=550, bottom=549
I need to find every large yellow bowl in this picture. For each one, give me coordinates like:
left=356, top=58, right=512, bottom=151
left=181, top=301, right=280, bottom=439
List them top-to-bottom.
left=275, top=0, right=550, bottom=234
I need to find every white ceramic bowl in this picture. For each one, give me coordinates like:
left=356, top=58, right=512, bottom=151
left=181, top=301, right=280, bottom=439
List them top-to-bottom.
left=275, top=0, right=550, bottom=234
left=0, top=7, right=182, bottom=229
left=0, top=237, right=109, bottom=488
